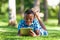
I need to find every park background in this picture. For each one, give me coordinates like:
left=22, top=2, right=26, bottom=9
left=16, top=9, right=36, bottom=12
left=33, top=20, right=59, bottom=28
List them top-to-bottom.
left=0, top=0, right=60, bottom=40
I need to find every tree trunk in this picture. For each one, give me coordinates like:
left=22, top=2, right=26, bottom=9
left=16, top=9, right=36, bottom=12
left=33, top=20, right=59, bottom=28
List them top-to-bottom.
left=8, top=0, right=17, bottom=26
left=20, top=0, right=24, bottom=18
left=33, top=0, right=40, bottom=12
left=43, top=0, right=48, bottom=21
left=58, top=2, right=60, bottom=25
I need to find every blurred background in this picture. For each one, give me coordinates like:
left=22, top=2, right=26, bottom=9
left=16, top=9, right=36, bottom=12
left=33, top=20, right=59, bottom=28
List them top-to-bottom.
left=0, top=0, right=60, bottom=40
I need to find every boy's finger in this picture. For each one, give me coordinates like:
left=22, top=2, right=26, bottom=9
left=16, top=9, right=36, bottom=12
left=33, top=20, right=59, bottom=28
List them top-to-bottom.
left=29, top=30, right=37, bottom=37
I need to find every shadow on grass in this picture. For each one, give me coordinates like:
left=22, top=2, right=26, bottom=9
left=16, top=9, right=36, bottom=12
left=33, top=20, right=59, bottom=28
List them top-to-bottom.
left=0, top=25, right=17, bottom=29
left=0, top=25, right=60, bottom=40
left=0, top=30, right=60, bottom=40
left=48, top=30, right=60, bottom=38
left=0, top=31, right=17, bottom=36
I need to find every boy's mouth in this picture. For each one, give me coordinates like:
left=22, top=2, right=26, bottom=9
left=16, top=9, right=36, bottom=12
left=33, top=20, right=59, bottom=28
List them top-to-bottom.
left=26, top=22, right=32, bottom=26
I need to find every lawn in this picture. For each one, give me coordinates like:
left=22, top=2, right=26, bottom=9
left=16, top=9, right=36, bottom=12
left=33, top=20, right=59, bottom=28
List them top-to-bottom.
left=0, top=15, right=60, bottom=40
left=0, top=25, right=60, bottom=40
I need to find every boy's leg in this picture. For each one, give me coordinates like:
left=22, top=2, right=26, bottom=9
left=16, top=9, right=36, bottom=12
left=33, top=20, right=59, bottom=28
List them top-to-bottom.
left=40, top=29, right=48, bottom=36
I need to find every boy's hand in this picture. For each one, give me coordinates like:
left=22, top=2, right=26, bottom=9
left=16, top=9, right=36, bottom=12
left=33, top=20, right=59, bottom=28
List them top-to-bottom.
left=32, top=8, right=40, bottom=18
left=29, top=30, right=37, bottom=37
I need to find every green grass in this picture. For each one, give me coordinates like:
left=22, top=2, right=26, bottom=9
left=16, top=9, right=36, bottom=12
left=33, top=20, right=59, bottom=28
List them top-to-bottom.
left=0, top=15, right=60, bottom=40
left=45, top=19, right=60, bottom=27
left=0, top=25, right=60, bottom=40
left=0, top=26, right=60, bottom=40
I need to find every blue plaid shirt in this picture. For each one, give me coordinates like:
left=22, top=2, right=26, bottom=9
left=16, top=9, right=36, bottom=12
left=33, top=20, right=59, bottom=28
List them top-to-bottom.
left=18, top=19, right=41, bottom=31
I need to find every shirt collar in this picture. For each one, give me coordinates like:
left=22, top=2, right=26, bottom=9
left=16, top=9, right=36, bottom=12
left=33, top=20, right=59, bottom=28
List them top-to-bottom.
left=24, top=20, right=34, bottom=26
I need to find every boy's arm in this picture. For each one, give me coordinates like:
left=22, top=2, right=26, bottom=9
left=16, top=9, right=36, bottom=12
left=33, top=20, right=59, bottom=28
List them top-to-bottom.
left=34, top=12, right=46, bottom=30
left=36, top=16, right=46, bottom=30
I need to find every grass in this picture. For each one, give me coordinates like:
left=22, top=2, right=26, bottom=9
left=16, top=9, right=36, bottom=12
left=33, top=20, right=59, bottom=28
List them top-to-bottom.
left=0, top=15, right=60, bottom=40
left=45, top=19, right=60, bottom=27
left=0, top=26, right=60, bottom=40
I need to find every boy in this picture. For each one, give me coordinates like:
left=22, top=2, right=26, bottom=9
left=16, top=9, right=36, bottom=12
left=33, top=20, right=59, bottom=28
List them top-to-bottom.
left=18, top=9, right=48, bottom=37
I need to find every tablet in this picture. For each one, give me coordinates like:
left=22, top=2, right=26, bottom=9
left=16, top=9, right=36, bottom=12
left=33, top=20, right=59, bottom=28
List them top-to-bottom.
left=20, top=28, right=33, bottom=35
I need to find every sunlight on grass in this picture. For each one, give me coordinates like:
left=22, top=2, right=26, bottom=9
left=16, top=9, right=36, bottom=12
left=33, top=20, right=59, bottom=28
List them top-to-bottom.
left=45, top=19, right=58, bottom=26
left=48, top=19, right=58, bottom=24
left=0, top=22, right=8, bottom=26
left=0, top=27, right=60, bottom=40
left=47, top=27, right=60, bottom=30
left=0, top=28, right=7, bottom=32
left=0, top=28, right=17, bottom=32
left=0, top=35, right=59, bottom=40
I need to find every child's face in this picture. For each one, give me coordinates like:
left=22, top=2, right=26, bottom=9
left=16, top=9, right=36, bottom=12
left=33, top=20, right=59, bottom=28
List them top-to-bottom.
left=24, top=14, right=34, bottom=26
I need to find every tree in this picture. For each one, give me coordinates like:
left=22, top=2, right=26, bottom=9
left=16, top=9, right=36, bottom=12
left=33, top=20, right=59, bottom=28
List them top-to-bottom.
left=8, top=0, right=17, bottom=26
left=20, top=0, right=24, bottom=17
left=32, top=0, right=40, bottom=12
left=43, top=0, right=48, bottom=21
left=58, top=2, right=60, bottom=25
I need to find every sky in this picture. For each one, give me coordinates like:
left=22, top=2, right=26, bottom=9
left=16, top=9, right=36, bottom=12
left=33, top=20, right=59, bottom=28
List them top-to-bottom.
left=47, top=0, right=60, bottom=7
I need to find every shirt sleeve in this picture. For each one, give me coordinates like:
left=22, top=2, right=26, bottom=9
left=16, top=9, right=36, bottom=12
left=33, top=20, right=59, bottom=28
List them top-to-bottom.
left=34, top=19, right=41, bottom=31
left=18, top=20, right=24, bottom=30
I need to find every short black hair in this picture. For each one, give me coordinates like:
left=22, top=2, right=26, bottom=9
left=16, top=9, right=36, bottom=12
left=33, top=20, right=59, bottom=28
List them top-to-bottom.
left=25, top=9, right=34, bottom=15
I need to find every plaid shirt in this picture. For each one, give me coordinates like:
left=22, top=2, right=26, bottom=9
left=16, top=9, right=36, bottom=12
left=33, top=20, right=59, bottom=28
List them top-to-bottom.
left=18, top=18, right=41, bottom=31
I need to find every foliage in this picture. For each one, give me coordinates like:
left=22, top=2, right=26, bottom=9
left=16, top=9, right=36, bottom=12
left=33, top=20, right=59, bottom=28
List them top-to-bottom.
left=0, top=0, right=59, bottom=18
left=48, top=6, right=59, bottom=18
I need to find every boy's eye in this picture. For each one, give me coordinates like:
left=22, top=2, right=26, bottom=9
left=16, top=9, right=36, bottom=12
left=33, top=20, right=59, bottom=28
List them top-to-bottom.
left=25, top=18, right=32, bottom=21
left=30, top=18, right=33, bottom=20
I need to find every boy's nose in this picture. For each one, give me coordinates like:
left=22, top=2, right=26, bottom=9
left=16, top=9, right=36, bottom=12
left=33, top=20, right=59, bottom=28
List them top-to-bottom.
left=27, top=19, right=30, bottom=22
